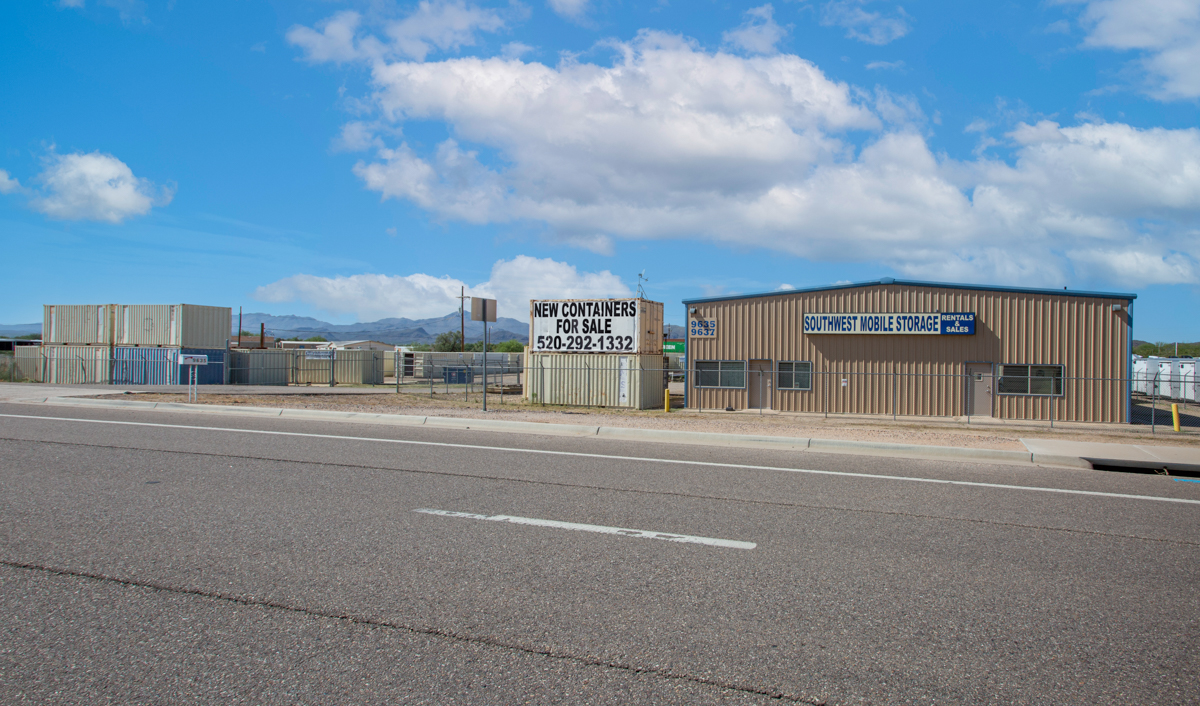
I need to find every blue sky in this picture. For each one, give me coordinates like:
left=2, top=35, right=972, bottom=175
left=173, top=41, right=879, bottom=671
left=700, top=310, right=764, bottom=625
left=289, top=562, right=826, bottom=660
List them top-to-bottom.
left=2, top=0, right=1198, bottom=340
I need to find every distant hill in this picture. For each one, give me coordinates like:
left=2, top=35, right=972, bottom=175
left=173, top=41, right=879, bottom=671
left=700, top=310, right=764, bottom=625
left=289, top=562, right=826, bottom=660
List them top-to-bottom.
left=236, top=312, right=529, bottom=345
left=0, top=323, right=41, bottom=337
left=665, top=324, right=685, bottom=339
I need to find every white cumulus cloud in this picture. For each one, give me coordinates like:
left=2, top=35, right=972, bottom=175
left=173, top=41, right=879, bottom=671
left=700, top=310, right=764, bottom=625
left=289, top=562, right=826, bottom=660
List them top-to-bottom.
left=547, top=0, right=589, bottom=22
left=1071, top=0, right=1200, bottom=100
left=287, top=1, right=507, bottom=64
left=821, top=1, right=910, bottom=45
left=723, top=4, right=789, bottom=55
left=290, top=17, right=1200, bottom=289
left=10, top=151, right=173, bottom=223
left=0, top=170, right=21, bottom=194
left=254, top=255, right=631, bottom=321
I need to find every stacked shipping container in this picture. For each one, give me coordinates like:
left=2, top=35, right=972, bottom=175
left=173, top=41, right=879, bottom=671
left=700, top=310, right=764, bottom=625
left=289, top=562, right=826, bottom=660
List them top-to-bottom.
left=39, top=304, right=231, bottom=385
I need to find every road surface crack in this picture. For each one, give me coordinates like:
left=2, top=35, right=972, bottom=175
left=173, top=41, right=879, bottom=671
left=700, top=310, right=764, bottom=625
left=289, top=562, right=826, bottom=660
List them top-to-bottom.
left=0, top=558, right=825, bottom=705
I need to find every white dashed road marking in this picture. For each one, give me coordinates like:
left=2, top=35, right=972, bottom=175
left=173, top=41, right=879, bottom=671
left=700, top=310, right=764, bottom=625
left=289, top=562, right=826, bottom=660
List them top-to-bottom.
left=413, top=508, right=757, bottom=549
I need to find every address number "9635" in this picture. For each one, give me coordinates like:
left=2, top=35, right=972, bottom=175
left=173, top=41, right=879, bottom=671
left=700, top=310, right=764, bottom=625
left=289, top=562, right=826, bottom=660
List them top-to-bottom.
left=690, top=319, right=716, bottom=337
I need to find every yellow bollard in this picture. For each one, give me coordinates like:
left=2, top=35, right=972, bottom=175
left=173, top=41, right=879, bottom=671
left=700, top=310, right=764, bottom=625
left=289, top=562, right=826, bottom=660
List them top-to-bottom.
left=664, top=388, right=670, bottom=412
left=1173, top=403, right=1181, bottom=432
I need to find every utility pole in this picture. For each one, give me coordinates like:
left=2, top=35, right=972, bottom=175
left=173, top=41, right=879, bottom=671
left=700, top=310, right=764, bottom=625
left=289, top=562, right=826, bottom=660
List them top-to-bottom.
left=458, top=286, right=468, bottom=353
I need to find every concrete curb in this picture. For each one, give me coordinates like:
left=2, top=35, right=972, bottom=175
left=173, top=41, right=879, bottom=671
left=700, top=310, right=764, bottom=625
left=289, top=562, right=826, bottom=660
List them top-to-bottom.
left=26, top=395, right=1090, bottom=469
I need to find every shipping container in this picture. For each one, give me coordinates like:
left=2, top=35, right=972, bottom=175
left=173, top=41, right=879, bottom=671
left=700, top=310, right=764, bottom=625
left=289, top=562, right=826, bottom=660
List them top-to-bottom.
left=44, top=303, right=231, bottom=349
left=117, top=304, right=231, bottom=349
left=43, top=305, right=117, bottom=345
left=43, top=345, right=111, bottom=385
left=14, top=346, right=44, bottom=382
left=113, top=346, right=176, bottom=385
left=177, top=348, right=226, bottom=385
left=229, top=349, right=291, bottom=385
left=293, top=349, right=384, bottom=385
left=408, top=352, right=522, bottom=379
left=525, top=352, right=664, bottom=409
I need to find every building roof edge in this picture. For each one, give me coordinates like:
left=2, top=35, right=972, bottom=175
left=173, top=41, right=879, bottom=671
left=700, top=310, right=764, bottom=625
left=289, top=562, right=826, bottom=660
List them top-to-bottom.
left=682, top=278, right=1138, bottom=305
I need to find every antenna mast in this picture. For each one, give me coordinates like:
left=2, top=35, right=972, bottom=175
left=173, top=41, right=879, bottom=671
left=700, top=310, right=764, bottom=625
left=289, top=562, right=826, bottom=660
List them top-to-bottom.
left=636, top=271, right=649, bottom=299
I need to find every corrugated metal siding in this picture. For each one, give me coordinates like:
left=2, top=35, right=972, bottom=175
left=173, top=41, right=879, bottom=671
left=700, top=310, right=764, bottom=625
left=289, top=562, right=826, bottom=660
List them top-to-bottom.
left=686, top=284, right=1130, bottom=422
left=44, top=304, right=116, bottom=345
left=116, top=304, right=231, bottom=348
left=118, top=305, right=176, bottom=346
left=179, top=305, right=231, bottom=350
left=44, top=345, right=111, bottom=384
left=15, top=346, right=44, bottom=382
left=113, top=346, right=176, bottom=385
left=178, top=348, right=226, bottom=385
left=229, top=350, right=291, bottom=385
left=292, top=350, right=383, bottom=385
left=409, top=352, right=523, bottom=379
left=525, top=353, right=664, bottom=409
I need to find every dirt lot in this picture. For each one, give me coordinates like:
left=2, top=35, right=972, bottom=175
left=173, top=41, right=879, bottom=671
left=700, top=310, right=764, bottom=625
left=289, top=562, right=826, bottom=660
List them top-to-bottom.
left=101, top=390, right=1200, bottom=452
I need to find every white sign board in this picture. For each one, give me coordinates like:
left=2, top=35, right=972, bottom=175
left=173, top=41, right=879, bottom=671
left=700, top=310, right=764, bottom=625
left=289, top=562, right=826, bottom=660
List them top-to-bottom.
left=531, top=299, right=640, bottom=353
left=689, top=319, right=717, bottom=338
left=306, top=350, right=334, bottom=360
left=178, top=354, right=208, bottom=366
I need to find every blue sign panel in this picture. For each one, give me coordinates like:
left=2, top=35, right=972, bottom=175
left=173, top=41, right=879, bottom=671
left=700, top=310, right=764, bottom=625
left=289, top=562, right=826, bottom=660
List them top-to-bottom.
left=938, top=313, right=975, bottom=335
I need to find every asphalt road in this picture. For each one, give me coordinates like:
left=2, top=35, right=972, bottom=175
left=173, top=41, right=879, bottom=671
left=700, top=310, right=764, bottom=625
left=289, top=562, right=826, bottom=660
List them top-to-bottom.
left=0, top=401, right=1197, bottom=705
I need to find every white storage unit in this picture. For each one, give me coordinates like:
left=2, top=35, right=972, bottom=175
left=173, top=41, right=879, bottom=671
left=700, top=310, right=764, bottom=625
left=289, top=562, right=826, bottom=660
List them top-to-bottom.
left=44, top=304, right=231, bottom=349
left=117, top=304, right=231, bottom=349
left=43, top=305, right=117, bottom=345
left=43, top=345, right=111, bottom=385
left=525, top=352, right=664, bottom=409
left=1133, top=357, right=1199, bottom=401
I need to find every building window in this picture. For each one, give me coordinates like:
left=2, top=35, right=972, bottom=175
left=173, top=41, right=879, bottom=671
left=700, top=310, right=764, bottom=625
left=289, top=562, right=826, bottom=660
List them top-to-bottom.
left=696, top=360, right=746, bottom=388
left=777, top=361, right=812, bottom=390
left=998, top=365, right=1064, bottom=396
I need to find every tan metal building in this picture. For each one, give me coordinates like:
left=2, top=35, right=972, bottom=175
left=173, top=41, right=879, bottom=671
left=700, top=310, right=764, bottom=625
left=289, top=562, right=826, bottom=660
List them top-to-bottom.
left=684, top=278, right=1136, bottom=423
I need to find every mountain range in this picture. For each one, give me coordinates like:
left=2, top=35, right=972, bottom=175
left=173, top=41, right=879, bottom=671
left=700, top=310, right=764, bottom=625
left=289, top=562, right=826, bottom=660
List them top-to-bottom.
left=235, top=312, right=530, bottom=345
left=0, top=323, right=41, bottom=337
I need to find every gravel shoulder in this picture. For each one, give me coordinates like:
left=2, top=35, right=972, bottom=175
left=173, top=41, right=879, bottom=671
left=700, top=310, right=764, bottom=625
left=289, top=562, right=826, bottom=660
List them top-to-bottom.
left=83, top=390, right=1200, bottom=452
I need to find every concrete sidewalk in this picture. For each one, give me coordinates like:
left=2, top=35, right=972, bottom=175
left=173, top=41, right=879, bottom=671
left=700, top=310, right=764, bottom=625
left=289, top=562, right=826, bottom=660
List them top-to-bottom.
left=3, top=382, right=1199, bottom=473
left=5, top=392, right=1197, bottom=473
left=1021, top=439, right=1200, bottom=473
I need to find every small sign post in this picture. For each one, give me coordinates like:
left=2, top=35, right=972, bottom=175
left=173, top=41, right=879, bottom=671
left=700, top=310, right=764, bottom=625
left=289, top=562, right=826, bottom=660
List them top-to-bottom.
left=471, top=297, right=498, bottom=411
left=178, top=354, right=208, bottom=403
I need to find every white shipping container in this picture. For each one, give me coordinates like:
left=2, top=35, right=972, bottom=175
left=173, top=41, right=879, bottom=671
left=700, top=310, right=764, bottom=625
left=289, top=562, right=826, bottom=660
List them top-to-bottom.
left=44, top=303, right=231, bottom=348
left=43, top=304, right=117, bottom=345
left=117, top=304, right=231, bottom=349
left=44, top=345, right=111, bottom=384
left=525, top=352, right=664, bottom=409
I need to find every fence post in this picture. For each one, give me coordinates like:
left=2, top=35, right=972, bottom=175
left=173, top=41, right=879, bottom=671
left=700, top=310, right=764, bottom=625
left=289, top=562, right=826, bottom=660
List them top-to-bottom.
left=824, top=370, right=829, bottom=419
left=1152, top=370, right=1158, bottom=433
left=967, top=371, right=971, bottom=425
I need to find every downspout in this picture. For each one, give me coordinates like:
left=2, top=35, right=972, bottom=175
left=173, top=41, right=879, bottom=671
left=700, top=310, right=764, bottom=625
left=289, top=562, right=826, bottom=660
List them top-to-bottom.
left=1126, top=298, right=1134, bottom=424
left=683, top=304, right=689, bottom=410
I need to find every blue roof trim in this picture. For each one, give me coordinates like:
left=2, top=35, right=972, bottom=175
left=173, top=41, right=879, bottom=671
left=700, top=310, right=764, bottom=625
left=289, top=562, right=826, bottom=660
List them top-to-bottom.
left=682, top=278, right=1137, bottom=305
